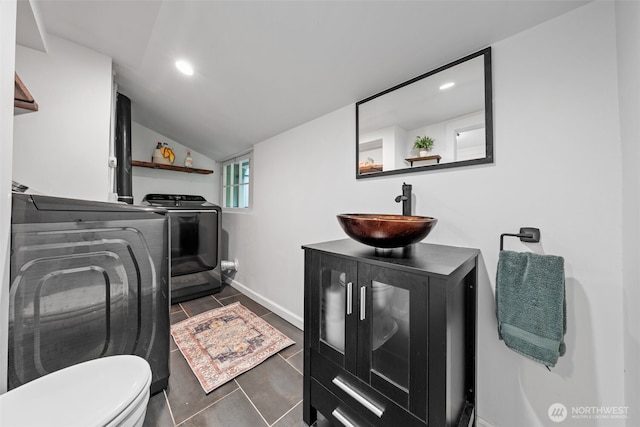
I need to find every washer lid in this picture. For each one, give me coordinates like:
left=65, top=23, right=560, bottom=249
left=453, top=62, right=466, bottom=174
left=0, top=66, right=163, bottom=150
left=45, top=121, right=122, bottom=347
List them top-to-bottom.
left=142, top=193, right=220, bottom=209
left=0, top=355, right=152, bottom=427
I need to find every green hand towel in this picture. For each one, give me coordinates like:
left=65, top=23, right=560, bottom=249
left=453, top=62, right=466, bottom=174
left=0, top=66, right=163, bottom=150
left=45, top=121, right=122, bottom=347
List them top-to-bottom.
left=496, top=250, right=566, bottom=367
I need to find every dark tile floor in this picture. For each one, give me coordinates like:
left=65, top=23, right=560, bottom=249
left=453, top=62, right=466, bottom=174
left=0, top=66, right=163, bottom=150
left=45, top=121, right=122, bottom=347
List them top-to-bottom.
left=142, top=284, right=316, bottom=427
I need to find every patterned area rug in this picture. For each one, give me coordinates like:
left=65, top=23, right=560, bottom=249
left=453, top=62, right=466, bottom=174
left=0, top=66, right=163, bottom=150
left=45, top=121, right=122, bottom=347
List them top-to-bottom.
left=171, top=302, right=295, bottom=393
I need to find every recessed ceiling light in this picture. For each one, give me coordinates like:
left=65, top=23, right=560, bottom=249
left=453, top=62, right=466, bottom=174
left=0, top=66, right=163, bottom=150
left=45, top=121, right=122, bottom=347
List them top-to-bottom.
left=175, top=60, right=194, bottom=76
left=439, top=82, right=455, bottom=90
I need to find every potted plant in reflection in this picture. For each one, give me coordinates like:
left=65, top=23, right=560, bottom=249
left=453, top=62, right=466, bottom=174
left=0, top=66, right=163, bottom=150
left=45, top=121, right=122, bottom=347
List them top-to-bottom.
left=414, top=135, right=435, bottom=157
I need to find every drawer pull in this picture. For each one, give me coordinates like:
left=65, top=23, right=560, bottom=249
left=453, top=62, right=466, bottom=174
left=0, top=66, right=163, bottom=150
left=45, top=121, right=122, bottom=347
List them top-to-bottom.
left=346, top=282, right=353, bottom=315
left=360, top=286, right=366, bottom=320
left=332, top=376, right=384, bottom=418
left=332, top=408, right=356, bottom=427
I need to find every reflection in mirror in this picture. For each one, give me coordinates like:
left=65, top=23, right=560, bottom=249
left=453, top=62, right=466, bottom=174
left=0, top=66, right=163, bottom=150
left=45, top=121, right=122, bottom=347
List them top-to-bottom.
left=356, top=48, right=492, bottom=178
left=456, top=126, right=485, bottom=161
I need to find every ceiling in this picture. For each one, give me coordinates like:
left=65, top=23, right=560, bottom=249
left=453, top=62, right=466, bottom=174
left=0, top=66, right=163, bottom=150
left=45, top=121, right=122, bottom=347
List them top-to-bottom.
left=21, top=0, right=589, bottom=161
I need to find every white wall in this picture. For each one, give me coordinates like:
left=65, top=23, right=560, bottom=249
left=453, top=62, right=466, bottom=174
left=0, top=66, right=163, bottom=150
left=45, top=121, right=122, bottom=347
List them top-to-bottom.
left=0, top=0, right=17, bottom=395
left=616, top=1, right=640, bottom=425
left=223, top=2, right=627, bottom=425
left=480, top=4, right=623, bottom=424
left=13, top=34, right=112, bottom=201
left=223, top=107, right=356, bottom=328
left=130, top=122, right=219, bottom=205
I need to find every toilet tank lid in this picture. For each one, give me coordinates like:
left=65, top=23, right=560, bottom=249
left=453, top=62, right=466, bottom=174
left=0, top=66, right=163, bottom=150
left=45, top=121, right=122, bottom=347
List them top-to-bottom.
left=0, top=355, right=152, bottom=427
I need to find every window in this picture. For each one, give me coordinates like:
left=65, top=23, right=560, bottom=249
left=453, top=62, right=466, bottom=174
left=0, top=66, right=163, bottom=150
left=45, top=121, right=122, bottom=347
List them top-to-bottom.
left=222, top=153, right=251, bottom=209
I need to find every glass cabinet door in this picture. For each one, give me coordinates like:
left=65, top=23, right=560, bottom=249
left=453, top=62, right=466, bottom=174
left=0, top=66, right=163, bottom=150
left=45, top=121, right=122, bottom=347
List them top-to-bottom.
left=311, top=253, right=357, bottom=372
left=358, top=264, right=428, bottom=416
left=320, top=269, right=347, bottom=352
left=370, top=280, right=410, bottom=392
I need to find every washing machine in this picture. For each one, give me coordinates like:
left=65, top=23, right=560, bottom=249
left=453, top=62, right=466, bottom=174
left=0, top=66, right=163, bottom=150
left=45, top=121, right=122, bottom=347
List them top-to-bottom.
left=8, top=192, right=170, bottom=394
left=141, top=194, right=222, bottom=303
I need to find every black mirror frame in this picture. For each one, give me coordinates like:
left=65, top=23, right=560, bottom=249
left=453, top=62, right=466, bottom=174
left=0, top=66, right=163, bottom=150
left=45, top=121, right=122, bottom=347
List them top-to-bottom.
left=355, top=47, right=493, bottom=179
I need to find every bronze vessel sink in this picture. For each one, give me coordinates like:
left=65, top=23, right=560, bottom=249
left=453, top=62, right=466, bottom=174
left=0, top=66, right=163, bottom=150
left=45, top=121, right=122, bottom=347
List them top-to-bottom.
left=336, top=214, right=437, bottom=249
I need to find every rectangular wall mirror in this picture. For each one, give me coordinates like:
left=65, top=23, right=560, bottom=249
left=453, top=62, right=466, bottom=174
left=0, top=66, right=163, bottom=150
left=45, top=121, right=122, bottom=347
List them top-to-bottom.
left=356, top=47, right=493, bottom=179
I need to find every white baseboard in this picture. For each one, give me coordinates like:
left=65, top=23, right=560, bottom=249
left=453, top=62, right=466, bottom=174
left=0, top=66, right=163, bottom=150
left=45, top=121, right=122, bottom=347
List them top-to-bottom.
left=223, top=275, right=304, bottom=330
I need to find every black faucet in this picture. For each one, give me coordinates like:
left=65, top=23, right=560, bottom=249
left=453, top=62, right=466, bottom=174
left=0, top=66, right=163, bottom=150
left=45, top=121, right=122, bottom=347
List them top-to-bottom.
left=394, top=182, right=412, bottom=216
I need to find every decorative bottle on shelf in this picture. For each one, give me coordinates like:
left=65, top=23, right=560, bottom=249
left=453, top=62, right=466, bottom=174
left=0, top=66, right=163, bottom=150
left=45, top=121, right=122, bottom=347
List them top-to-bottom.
left=184, top=150, right=193, bottom=168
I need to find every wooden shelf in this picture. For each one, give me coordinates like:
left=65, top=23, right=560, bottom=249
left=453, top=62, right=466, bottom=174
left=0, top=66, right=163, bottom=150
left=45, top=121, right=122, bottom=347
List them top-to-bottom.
left=14, top=73, right=38, bottom=113
left=405, top=154, right=441, bottom=166
left=132, top=160, right=213, bottom=175
left=358, top=164, right=383, bottom=174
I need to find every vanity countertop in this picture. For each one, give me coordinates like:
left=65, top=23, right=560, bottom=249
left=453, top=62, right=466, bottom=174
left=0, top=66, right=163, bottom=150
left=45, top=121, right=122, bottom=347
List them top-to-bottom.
left=302, top=238, right=479, bottom=279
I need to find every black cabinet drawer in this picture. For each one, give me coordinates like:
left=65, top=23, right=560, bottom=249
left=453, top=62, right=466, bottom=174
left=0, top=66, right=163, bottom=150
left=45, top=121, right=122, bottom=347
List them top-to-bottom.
left=311, top=351, right=424, bottom=427
left=311, top=379, right=373, bottom=427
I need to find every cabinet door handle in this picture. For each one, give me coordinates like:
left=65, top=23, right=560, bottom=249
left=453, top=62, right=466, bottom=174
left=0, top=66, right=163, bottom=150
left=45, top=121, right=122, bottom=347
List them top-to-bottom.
left=346, top=282, right=353, bottom=315
left=360, top=286, right=366, bottom=320
left=332, top=376, right=384, bottom=418
left=332, top=408, right=356, bottom=427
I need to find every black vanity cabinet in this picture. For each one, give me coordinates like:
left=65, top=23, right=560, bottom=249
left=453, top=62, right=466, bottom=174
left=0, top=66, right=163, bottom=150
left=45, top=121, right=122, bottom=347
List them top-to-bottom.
left=302, top=239, right=478, bottom=427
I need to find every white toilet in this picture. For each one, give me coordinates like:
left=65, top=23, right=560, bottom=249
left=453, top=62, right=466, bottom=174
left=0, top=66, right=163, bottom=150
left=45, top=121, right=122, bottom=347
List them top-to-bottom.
left=0, top=355, right=152, bottom=427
